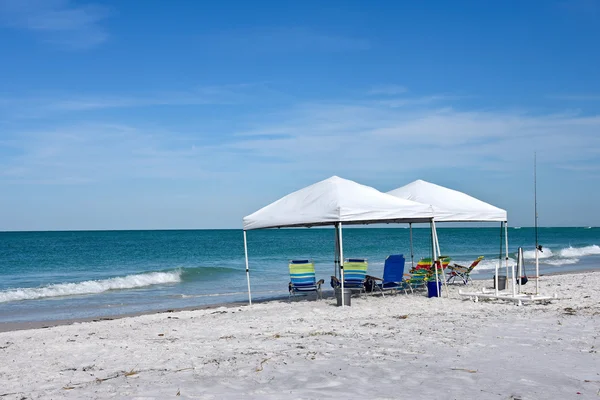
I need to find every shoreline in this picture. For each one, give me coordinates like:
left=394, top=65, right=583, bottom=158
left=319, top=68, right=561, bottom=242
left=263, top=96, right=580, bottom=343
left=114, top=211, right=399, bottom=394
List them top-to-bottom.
left=1, top=268, right=597, bottom=334
left=0, top=270, right=598, bottom=399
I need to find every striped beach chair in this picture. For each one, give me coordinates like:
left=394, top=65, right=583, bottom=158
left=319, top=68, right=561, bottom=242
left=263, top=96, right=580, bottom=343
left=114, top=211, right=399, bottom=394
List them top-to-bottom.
left=407, top=256, right=451, bottom=292
left=413, top=256, right=451, bottom=271
left=447, top=256, right=484, bottom=284
left=331, top=258, right=369, bottom=296
left=289, top=260, right=324, bottom=299
left=404, top=272, right=427, bottom=292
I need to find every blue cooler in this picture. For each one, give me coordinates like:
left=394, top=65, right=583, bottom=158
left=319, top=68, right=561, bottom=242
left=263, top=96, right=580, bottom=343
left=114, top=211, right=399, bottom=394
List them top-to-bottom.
left=427, top=281, right=442, bottom=298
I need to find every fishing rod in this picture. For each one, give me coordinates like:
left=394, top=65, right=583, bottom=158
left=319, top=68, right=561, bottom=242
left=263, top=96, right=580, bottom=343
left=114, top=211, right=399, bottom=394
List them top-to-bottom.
left=534, top=152, right=541, bottom=294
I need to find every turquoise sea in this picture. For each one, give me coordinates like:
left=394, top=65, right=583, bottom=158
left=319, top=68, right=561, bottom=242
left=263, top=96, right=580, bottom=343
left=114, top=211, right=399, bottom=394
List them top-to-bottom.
left=1, top=227, right=599, bottom=324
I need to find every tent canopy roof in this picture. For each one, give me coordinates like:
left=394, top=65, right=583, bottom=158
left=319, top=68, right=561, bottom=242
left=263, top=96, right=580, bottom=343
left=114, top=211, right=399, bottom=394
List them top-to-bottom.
left=243, top=176, right=434, bottom=230
left=387, top=179, right=507, bottom=222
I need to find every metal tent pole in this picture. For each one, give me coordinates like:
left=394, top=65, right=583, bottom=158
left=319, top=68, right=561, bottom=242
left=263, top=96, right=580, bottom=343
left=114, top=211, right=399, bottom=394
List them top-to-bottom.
left=432, top=220, right=449, bottom=297
left=506, top=221, right=514, bottom=297
left=338, top=222, right=345, bottom=306
left=431, top=222, right=440, bottom=297
left=409, top=223, right=414, bottom=269
left=494, top=223, right=501, bottom=296
left=334, top=224, right=340, bottom=279
left=243, top=230, right=252, bottom=305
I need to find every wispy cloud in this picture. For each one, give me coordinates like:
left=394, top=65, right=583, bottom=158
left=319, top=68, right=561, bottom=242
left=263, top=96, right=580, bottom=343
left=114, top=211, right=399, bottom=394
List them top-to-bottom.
left=0, top=0, right=110, bottom=49
left=558, top=0, right=600, bottom=16
left=200, top=27, right=370, bottom=53
left=0, top=83, right=279, bottom=118
left=368, top=85, right=408, bottom=96
left=1, top=89, right=599, bottom=189
left=549, top=94, right=600, bottom=101
left=375, top=95, right=464, bottom=108
left=226, top=100, right=600, bottom=179
left=0, top=123, right=239, bottom=185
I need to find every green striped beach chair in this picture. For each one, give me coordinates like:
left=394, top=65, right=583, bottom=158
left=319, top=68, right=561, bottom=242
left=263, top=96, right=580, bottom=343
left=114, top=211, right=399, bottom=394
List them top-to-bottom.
left=331, top=258, right=369, bottom=296
left=289, top=260, right=324, bottom=299
left=404, top=270, right=428, bottom=292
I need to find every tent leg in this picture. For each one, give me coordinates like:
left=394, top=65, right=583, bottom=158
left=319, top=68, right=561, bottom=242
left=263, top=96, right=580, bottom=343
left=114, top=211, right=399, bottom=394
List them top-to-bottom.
left=432, top=221, right=449, bottom=298
left=430, top=222, right=435, bottom=267
left=431, top=222, right=440, bottom=297
left=495, top=222, right=501, bottom=296
left=505, top=222, right=514, bottom=297
left=505, top=222, right=511, bottom=294
left=338, top=223, right=345, bottom=306
left=409, top=223, right=414, bottom=269
left=334, top=225, right=340, bottom=280
left=243, top=230, right=252, bottom=306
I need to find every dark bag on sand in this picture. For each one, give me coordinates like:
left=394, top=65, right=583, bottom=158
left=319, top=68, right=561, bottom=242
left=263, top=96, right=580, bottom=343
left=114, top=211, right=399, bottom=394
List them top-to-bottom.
left=517, top=276, right=528, bottom=285
left=364, top=277, right=376, bottom=293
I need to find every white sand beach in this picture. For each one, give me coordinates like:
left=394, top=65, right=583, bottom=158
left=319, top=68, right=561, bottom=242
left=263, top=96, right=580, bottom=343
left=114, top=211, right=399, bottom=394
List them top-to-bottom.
left=1, top=272, right=598, bottom=399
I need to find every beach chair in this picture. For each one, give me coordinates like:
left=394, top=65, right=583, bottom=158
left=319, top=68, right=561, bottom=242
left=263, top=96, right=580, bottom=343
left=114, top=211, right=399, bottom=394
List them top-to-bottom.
left=366, top=254, right=411, bottom=296
left=406, top=256, right=450, bottom=292
left=413, top=256, right=451, bottom=271
left=446, top=256, right=484, bottom=284
left=330, top=258, right=369, bottom=296
left=289, top=260, right=324, bottom=299
left=403, top=269, right=428, bottom=292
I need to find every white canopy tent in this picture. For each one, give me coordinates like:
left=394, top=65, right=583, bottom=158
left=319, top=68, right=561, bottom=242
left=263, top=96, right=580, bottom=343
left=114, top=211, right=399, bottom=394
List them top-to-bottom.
left=242, top=176, right=439, bottom=306
left=387, top=179, right=513, bottom=298
left=387, top=179, right=507, bottom=222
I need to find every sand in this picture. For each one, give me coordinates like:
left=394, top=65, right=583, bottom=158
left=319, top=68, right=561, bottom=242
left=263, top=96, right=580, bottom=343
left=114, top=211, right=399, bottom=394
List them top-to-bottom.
left=0, top=272, right=598, bottom=399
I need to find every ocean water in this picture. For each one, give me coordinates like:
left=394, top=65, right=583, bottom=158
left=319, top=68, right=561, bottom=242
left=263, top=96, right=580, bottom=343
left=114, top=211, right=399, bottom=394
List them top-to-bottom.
left=0, top=227, right=599, bottom=324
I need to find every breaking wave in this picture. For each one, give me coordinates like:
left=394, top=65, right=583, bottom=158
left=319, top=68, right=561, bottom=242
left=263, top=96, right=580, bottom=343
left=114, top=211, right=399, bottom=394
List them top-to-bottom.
left=469, top=244, right=600, bottom=272
left=520, top=245, right=600, bottom=267
left=558, top=245, right=600, bottom=258
left=522, top=248, right=554, bottom=259
left=469, top=258, right=516, bottom=272
left=545, top=258, right=580, bottom=266
left=0, top=265, right=241, bottom=303
left=0, top=270, right=183, bottom=303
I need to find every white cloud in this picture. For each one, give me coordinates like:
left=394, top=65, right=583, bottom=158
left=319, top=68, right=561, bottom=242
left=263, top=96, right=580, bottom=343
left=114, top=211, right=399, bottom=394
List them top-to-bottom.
left=0, top=0, right=110, bottom=49
left=199, top=27, right=370, bottom=53
left=0, top=83, right=275, bottom=118
left=368, top=85, right=408, bottom=95
left=1, top=90, right=600, bottom=229
left=1, top=92, right=599, bottom=190
left=549, top=94, right=600, bottom=101
left=374, top=95, right=462, bottom=108
left=226, top=102, right=600, bottom=177
left=0, top=122, right=245, bottom=186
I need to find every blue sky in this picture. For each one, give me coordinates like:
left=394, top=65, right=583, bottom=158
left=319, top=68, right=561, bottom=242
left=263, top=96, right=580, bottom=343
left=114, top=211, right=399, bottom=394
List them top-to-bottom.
left=1, top=0, right=599, bottom=230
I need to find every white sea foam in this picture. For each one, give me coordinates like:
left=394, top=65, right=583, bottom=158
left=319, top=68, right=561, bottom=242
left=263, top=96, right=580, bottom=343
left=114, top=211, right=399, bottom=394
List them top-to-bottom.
left=520, top=245, right=599, bottom=263
left=558, top=245, right=600, bottom=258
left=523, top=248, right=554, bottom=259
left=462, top=258, right=516, bottom=273
left=545, top=258, right=580, bottom=266
left=0, top=271, right=182, bottom=303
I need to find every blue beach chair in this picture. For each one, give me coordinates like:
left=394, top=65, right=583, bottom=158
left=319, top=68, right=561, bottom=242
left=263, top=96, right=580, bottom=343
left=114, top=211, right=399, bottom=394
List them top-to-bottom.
left=366, top=254, right=410, bottom=296
left=289, top=260, right=324, bottom=299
